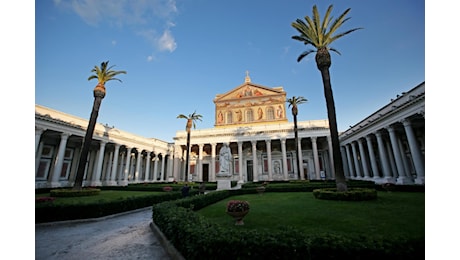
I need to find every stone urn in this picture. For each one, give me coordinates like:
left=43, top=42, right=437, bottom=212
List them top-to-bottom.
left=256, top=186, right=266, bottom=195
left=226, top=200, right=250, bottom=225
left=226, top=210, right=249, bottom=225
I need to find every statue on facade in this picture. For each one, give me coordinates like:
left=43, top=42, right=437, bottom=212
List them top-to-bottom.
left=219, top=143, right=232, bottom=175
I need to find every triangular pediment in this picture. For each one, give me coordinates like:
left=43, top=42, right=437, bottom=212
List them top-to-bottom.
left=213, top=76, right=288, bottom=127
left=214, top=82, right=285, bottom=102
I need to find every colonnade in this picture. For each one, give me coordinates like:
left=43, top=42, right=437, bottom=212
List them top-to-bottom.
left=341, top=117, right=424, bottom=185
left=35, top=125, right=173, bottom=189
left=171, top=133, right=333, bottom=184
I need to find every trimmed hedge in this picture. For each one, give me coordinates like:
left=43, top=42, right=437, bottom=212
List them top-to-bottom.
left=312, top=187, right=378, bottom=201
left=50, top=188, right=101, bottom=197
left=35, top=191, right=186, bottom=223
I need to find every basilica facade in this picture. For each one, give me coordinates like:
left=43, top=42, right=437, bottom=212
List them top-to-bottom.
left=35, top=75, right=425, bottom=189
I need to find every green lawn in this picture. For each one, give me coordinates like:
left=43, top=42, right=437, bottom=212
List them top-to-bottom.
left=196, top=191, right=425, bottom=239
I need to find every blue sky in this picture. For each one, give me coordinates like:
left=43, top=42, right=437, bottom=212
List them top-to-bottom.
left=34, top=0, right=425, bottom=142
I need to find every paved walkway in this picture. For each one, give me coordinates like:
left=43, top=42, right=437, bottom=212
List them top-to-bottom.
left=35, top=206, right=183, bottom=260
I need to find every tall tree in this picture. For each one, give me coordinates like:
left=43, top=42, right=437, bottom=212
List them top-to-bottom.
left=291, top=5, right=362, bottom=191
left=73, top=61, right=126, bottom=190
left=286, top=96, right=308, bottom=180
left=177, top=111, right=203, bottom=182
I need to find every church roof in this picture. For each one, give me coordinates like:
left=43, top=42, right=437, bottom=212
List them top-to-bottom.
left=213, top=71, right=285, bottom=103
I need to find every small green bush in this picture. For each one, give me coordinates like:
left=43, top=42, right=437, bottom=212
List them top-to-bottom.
left=312, top=187, right=378, bottom=201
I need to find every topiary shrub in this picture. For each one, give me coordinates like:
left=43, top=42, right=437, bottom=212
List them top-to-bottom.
left=312, top=187, right=377, bottom=201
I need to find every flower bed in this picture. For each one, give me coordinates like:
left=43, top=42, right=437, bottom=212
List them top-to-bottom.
left=163, top=186, right=173, bottom=192
left=35, top=197, right=56, bottom=203
left=226, top=200, right=250, bottom=212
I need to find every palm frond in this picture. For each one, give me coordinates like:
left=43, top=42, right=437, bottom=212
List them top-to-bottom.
left=291, top=4, right=362, bottom=61
left=88, top=60, right=126, bottom=85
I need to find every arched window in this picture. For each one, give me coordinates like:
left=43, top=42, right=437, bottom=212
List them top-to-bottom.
left=267, top=107, right=275, bottom=120
left=246, top=109, right=254, bottom=122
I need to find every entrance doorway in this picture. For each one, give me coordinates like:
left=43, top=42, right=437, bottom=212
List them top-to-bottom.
left=246, top=160, right=253, bottom=181
left=202, top=164, right=209, bottom=182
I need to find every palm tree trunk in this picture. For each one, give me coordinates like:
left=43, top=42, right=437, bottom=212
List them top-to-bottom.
left=319, top=68, right=347, bottom=191
left=73, top=96, right=102, bottom=190
left=293, top=115, right=301, bottom=179
left=184, top=131, right=191, bottom=182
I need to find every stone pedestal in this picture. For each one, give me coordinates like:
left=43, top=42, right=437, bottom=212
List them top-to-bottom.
left=216, top=174, right=232, bottom=190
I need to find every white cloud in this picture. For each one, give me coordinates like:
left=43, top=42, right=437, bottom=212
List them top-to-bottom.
left=55, top=0, right=179, bottom=54
left=157, top=29, right=177, bottom=52
left=147, top=55, right=154, bottom=62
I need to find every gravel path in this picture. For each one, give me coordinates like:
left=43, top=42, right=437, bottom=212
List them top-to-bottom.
left=35, top=207, right=175, bottom=260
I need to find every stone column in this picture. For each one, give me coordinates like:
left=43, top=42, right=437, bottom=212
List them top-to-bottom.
left=402, top=119, right=425, bottom=184
left=387, top=126, right=409, bottom=184
left=35, top=127, right=45, bottom=154
left=35, top=131, right=43, bottom=174
left=375, top=131, right=392, bottom=181
left=51, top=133, right=70, bottom=187
left=327, top=135, right=335, bottom=178
left=365, top=135, right=380, bottom=179
left=311, top=137, right=320, bottom=180
left=281, top=138, right=289, bottom=180
left=297, top=138, right=304, bottom=180
left=397, top=138, right=413, bottom=183
left=265, top=139, right=273, bottom=181
left=357, top=139, right=370, bottom=179
left=251, top=140, right=258, bottom=182
left=385, top=140, right=397, bottom=179
left=91, top=141, right=106, bottom=186
left=238, top=141, right=244, bottom=182
left=351, top=141, right=361, bottom=179
left=211, top=143, right=216, bottom=182
left=109, top=144, right=120, bottom=185
left=198, top=144, right=204, bottom=181
left=345, top=144, right=354, bottom=178
left=173, top=145, right=182, bottom=181
left=340, top=146, right=350, bottom=178
left=120, top=147, right=131, bottom=185
left=103, top=150, right=113, bottom=182
left=118, top=151, right=125, bottom=183
left=133, top=151, right=141, bottom=183
left=167, top=151, right=174, bottom=181
left=144, top=152, right=151, bottom=182
left=160, top=154, right=166, bottom=181
left=153, top=155, right=159, bottom=181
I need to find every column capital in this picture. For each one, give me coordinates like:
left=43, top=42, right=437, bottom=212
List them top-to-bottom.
left=401, top=118, right=412, bottom=127
left=385, top=125, right=396, bottom=133
left=35, top=126, right=47, bottom=133
left=60, top=132, right=71, bottom=139
left=311, top=136, right=317, bottom=142
left=265, top=139, right=271, bottom=144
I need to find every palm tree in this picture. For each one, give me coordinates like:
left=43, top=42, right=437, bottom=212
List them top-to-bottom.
left=291, top=5, right=362, bottom=191
left=73, top=61, right=127, bottom=190
left=286, top=96, right=308, bottom=180
left=177, top=111, right=203, bottom=182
